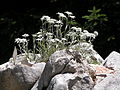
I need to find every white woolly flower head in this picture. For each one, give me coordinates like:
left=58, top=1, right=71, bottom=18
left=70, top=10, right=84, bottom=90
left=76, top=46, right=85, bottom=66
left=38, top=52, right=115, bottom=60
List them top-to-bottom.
left=64, top=11, right=73, bottom=16
left=57, top=12, right=67, bottom=18
left=40, top=15, right=50, bottom=21
left=69, top=15, right=75, bottom=19
left=47, top=19, right=56, bottom=24
left=50, top=19, right=57, bottom=22
left=54, top=20, right=63, bottom=27
left=56, top=20, right=63, bottom=24
left=54, top=24, right=60, bottom=27
left=71, top=27, right=77, bottom=31
left=76, top=27, right=82, bottom=33
left=77, top=28, right=82, bottom=31
left=40, top=29, right=43, bottom=32
left=83, top=30, right=89, bottom=33
left=94, top=31, right=98, bottom=36
left=36, top=32, right=42, bottom=35
left=46, top=32, right=53, bottom=36
left=22, top=34, right=29, bottom=38
left=32, top=34, right=37, bottom=38
left=37, top=34, right=43, bottom=38
left=15, top=38, right=27, bottom=43
left=15, top=38, right=21, bottom=43
left=21, top=38, right=27, bottom=43
left=36, top=38, right=43, bottom=42
left=55, top=38, right=62, bottom=43
left=55, top=38, right=60, bottom=41
left=61, top=38, right=67, bottom=41
left=49, top=39, right=56, bottom=43
left=69, top=48, right=73, bottom=53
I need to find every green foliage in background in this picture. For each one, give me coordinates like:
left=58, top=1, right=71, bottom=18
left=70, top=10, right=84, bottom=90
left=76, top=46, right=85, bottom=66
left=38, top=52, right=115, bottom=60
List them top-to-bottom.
left=0, top=0, right=120, bottom=64
left=82, top=6, right=108, bottom=31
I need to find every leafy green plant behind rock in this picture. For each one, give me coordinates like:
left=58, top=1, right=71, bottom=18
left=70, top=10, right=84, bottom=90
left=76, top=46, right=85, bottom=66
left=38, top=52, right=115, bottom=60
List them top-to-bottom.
left=82, top=6, right=108, bottom=31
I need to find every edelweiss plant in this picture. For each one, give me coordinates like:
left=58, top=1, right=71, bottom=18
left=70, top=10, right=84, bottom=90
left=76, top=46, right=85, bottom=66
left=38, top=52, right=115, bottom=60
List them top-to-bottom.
left=14, top=11, right=98, bottom=63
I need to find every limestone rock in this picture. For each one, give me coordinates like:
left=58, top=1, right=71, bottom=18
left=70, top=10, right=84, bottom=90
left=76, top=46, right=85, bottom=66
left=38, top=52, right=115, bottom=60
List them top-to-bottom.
left=38, top=49, right=95, bottom=90
left=38, top=49, right=73, bottom=90
left=103, top=51, right=120, bottom=70
left=0, top=62, right=46, bottom=90
left=90, top=64, right=114, bottom=84
left=94, top=71, right=120, bottom=90
left=47, top=73, right=94, bottom=90
left=31, top=79, right=39, bottom=90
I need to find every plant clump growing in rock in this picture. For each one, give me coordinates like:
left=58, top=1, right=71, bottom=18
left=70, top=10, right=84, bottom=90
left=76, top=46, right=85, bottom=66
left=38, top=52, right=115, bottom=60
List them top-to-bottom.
left=14, top=11, right=98, bottom=64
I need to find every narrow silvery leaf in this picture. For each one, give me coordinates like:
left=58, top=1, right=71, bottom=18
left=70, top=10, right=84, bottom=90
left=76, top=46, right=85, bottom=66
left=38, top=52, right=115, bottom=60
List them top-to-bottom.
left=12, top=46, right=17, bottom=63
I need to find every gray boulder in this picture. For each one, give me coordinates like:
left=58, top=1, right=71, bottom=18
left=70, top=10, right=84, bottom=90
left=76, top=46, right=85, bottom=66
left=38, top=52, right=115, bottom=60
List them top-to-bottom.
left=38, top=49, right=95, bottom=90
left=38, top=49, right=73, bottom=90
left=103, top=51, right=120, bottom=70
left=0, top=62, right=46, bottom=90
left=94, top=71, right=120, bottom=90
left=47, top=73, right=94, bottom=90
left=31, top=79, right=39, bottom=90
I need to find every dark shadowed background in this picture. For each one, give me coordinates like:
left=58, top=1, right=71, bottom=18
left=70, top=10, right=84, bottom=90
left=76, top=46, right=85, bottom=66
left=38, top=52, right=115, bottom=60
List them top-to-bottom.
left=0, top=0, right=120, bottom=64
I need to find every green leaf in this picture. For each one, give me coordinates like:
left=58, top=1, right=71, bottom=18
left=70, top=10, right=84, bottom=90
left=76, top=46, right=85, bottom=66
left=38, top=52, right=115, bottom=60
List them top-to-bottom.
left=82, top=6, right=108, bottom=31
left=96, top=9, right=101, bottom=13
left=88, top=10, right=93, bottom=13
left=82, top=15, right=90, bottom=19
left=103, top=18, right=108, bottom=21
left=11, top=21, right=16, bottom=24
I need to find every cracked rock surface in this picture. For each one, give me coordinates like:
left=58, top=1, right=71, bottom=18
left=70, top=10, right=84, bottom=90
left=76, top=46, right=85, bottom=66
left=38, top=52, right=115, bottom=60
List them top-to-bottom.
left=37, top=49, right=95, bottom=90
left=0, top=62, right=46, bottom=90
